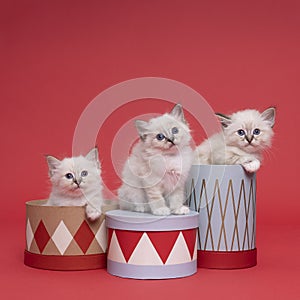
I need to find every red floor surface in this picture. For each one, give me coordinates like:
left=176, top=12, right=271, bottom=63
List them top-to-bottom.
left=2, top=223, right=299, bottom=300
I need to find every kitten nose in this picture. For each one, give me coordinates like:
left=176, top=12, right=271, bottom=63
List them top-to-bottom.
left=245, top=135, right=254, bottom=144
left=166, top=136, right=175, bottom=145
left=73, top=178, right=82, bottom=187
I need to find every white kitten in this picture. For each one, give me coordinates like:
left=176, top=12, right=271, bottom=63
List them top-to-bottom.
left=118, top=104, right=194, bottom=216
left=194, top=107, right=276, bottom=172
left=45, top=147, right=104, bottom=221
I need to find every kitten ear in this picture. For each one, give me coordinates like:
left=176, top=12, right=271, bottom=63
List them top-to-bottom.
left=170, top=104, right=186, bottom=123
left=261, top=107, right=276, bottom=128
left=216, top=113, right=232, bottom=128
left=135, top=120, right=149, bottom=141
left=85, top=147, right=100, bottom=169
left=46, top=155, right=61, bottom=177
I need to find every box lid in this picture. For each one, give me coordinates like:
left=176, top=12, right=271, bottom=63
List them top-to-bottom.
left=106, top=210, right=199, bottom=231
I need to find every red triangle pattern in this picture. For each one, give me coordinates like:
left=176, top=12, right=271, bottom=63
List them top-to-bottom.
left=34, top=220, right=51, bottom=253
left=74, top=221, right=95, bottom=254
left=107, top=228, right=114, bottom=252
left=182, top=229, right=197, bottom=259
left=115, top=230, right=144, bottom=262
left=147, top=231, right=180, bottom=264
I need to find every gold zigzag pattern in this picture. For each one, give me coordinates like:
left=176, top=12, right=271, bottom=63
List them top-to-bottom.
left=188, top=177, right=256, bottom=251
left=187, top=179, right=202, bottom=249
left=217, top=179, right=228, bottom=251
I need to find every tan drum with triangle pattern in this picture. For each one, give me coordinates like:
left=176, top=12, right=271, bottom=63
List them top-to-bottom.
left=187, top=165, right=257, bottom=269
left=24, top=199, right=117, bottom=270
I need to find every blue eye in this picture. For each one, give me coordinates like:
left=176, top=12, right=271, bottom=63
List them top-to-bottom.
left=172, top=127, right=179, bottom=134
left=253, top=128, right=260, bottom=135
left=237, top=129, right=246, bottom=136
left=156, top=133, right=165, bottom=141
left=81, top=170, right=88, bottom=177
left=65, top=173, right=73, bottom=179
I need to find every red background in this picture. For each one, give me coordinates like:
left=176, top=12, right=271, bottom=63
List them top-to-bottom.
left=1, top=0, right=299, bottom=299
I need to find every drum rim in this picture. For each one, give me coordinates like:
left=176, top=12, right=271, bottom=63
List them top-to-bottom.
left=106, top=210, right=199, bottom=231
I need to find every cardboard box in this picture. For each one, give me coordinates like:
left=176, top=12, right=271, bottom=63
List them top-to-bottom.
left=187, top=165, right=257, bottom=269
left=24, top=199, right=117, bottom=271
left=106, top=210, right=199, bottom=279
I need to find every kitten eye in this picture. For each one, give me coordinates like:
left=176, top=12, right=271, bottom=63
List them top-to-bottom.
left=171, top=127, right=179, bottom=134
left=253, top=128, right=260, bottom=135
left=237, top=129, right=246, bottom=136
left=156, top=133, right=165, bottom=141
left=81, top=170, right=88, bottom=177
left=65, top=173, right=74, bottom=179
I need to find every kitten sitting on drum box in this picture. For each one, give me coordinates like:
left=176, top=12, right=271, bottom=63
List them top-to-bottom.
left=118, top=104, right=194, bottom=216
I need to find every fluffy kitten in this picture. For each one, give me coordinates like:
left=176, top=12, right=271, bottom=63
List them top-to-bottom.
left=118, top=104, right=194, bottom=216
left=194, top=107, right=276, bottom=172
left=45, top=147, right=104, bottom=221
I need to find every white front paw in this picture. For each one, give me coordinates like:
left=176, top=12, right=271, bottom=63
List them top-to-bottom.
left=242, top=160, right=260, bottom=173
left=134, top=204, right=145, bottom=213
left=86, top=205, right=101, bottom=221
left=172, top=205, right=190, bottom=215
left=152, top=206, right=171, bottom=216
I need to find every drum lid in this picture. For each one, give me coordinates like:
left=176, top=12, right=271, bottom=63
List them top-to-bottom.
left=106, top=210, right=199, bottom=231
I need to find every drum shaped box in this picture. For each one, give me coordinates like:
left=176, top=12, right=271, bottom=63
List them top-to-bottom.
left=187, top=165, right=257, bottom=269
left=24, top=200, right=116, bottom=271
left=106, top=210, right=199, bottom=279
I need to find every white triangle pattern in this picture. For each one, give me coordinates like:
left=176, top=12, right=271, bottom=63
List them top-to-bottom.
left=26, top=219, right=34, bottom=250
left=95, top=220, right=107, bottom=252
left=51, top=221, right=73, bottom=255
left=107, top=230, right=126, bottom=263
left=108, top=230, right=197, bottom=266
left=165, top=232, right=191, bottom=265
left=128, top=233, right=163, bottom=266
left=192, top=236, right=197, bottom=261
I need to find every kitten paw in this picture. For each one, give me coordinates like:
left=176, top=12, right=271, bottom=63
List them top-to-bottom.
left=242, top=160, right=260, bottom=173
left=134, top=204, right=146, bottom=213
left=172, top=205, right=190, bottom=215
left=86, top=206, right=101, bottom=221
left=152, top=206, right=171, bottom=216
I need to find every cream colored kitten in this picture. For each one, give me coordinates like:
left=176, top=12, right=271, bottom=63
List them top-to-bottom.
left=118, top=104, right=194, bottom=216
left=194, top=107, right=276, bottom=172
left=45, top=147, right=104, bottom=221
